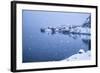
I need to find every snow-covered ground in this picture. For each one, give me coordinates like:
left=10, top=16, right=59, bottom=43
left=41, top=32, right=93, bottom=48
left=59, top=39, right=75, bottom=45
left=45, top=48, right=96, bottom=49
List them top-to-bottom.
left=70, top=27, right=90, bottom=34
left=61, top=49, right=91, bottom=61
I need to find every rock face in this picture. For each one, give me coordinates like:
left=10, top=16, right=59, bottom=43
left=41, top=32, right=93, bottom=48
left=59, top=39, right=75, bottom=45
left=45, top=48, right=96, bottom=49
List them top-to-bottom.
left=82, top=16, right=91, bottom=28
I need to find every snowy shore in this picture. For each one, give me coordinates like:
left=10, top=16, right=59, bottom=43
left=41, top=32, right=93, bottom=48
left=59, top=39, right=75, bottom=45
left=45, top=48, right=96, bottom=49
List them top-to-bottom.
left=61, top=49, right=91, bottom=61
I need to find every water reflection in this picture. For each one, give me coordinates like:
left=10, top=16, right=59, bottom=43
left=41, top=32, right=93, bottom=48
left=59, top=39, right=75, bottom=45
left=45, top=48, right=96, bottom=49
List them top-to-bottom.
left=40, top=29, right=91, bottom=60
left=40, top=29, right=91, bottom=49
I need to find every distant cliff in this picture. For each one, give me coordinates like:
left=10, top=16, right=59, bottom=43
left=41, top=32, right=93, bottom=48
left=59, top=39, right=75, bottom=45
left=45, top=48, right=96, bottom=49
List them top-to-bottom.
left=82, top=16, right=91, bottom=28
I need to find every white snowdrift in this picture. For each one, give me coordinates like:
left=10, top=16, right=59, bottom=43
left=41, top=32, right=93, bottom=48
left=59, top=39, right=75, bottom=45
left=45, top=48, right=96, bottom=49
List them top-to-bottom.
left=62, top=49, right=91, bottom=61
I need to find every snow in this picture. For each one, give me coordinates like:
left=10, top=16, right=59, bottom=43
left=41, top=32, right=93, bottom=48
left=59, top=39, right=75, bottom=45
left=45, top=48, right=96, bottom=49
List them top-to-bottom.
left=61, top=49, right=91, bottom=61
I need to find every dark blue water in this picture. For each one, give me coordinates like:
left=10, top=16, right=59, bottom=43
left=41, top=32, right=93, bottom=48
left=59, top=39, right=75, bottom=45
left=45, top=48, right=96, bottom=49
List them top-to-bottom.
left=22, top=10, right=91, bottom=63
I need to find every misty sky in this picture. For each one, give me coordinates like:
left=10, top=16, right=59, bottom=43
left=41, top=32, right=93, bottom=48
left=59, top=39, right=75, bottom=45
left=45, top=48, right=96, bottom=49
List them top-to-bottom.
left=22, top=10, right=90, bottom=28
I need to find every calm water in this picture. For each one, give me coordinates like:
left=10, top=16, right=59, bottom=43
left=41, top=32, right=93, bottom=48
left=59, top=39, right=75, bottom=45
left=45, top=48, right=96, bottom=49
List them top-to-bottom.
left=22, top=10, right=91, bottom=63
left=22, top=29, right=90, bottom=63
